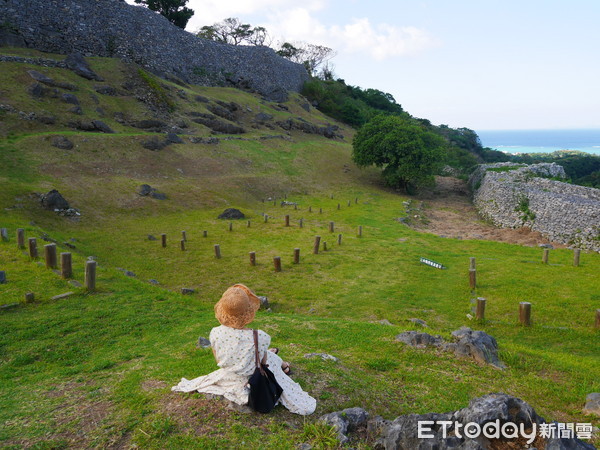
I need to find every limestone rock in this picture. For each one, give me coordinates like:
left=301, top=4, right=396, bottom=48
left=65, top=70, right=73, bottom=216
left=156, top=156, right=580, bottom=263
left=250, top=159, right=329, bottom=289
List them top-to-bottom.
left=65, top=53, right=103, bottom=81
left=40, top=189, right=70, bottom=211
left=218, top=208, right=245, bottom=220
left=197, top=337, right=211, bottom=348
left=304, top=353, right=338, bottom=362
left=583, top=393, right=600, bottom=417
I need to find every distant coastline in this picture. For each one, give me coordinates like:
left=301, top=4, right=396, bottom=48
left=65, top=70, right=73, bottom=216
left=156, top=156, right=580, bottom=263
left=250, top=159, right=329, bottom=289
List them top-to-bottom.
left=476, top=129, right=600, bottom=155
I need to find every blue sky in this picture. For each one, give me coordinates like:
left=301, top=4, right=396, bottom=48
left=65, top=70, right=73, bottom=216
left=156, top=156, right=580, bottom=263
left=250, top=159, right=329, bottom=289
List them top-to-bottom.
left=131, top=0, right=600, bottom=131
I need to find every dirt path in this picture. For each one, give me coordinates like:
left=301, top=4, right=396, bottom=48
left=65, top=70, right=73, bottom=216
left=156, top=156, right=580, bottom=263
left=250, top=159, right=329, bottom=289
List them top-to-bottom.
left=410, top=176, right=565, bottom=248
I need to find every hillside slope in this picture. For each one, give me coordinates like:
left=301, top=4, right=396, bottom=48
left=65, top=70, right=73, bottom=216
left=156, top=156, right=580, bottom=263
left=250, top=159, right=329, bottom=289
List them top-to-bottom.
left=1, top=50, right=599, bottom=449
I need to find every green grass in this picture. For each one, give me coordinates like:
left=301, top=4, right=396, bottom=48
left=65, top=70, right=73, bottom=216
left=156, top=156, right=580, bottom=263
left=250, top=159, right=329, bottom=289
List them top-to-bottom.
left=0, top=52, right=598, bottom=448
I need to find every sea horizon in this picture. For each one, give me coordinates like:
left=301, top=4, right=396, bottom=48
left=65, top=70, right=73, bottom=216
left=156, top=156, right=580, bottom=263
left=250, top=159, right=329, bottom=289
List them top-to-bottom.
left=476, top=128, right=600, bottom=156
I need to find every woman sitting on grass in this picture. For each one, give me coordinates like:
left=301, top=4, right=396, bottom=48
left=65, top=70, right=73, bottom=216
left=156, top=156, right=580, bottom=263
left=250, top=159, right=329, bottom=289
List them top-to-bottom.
left=172, top=284, right=316, bottom=415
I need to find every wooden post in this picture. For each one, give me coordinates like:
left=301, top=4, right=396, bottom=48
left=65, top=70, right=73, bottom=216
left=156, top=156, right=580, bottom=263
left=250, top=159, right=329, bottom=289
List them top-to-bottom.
left=355, top=197, right=358, bottom=204
left=273, top=200, right=276, bottom=206
left=347, top=200, right=351, bottom=207
left=337, top=203, right=340, bottom=210
left=294, top=204, right=297, bottom=211
left=308, top=206, right=312, bottom=213
left=319, top=208, right=322, bottom=214
left=264, top=215, right=268, bottom=223
left=285, top=215, right=290, bottom=227
left=299, top=218, right=303, bottom=228
left=247, top=220, right=251, bottom=228
left=329, top=221, right=334, bottom=233
left=229, top=222, right=233, bottom=232
left=358, top=226, right=362, bottom=237
left=0, top=228, right=7, bottom=241
left=17, top=228, right=25, bottom=248
left=182, top=230, right=187, bottom=241
left=203, top=230, right=208, bottom=238
left=161, top=234, right=167, bottom=248
left=338, top=234, right=342, bottom=245
left=313, top=236, right=321, bottom=254
left=28, top=238, right=38, bottom=258
left=180, top=239, right=186, bottom=251
left=323, top=241, right=328, bottom=251
left=44, top=243, right=57, bottom=269
left=214, top=244, right=221, bottom=259
left=294, top=248, right=300, bottom=264
left=542, top=249, right=549, bottom=264
left=573, top=249, right=581, bottom=267
left=249, top=251, right=256, bottom=266
left=61, top=252, right=72, bottom=279
left=273, top=256, right=282, bottom=272
left=469, top=257, right=476, bottom=271
left=85, top=260, right=96, bottom=291
left=469, top=269, right=477, bottom=290
left=24, top=292, right=35, bottom=303
left=476, top=297, right=486, bottom=320
left=519, top=302, right=532, bottom=326
left=596, top=309, right=600, bottom=329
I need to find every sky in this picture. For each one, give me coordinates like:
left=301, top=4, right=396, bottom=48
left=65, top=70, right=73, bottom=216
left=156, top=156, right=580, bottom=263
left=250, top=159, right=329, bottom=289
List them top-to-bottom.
left=129, top=0, right=600, bottom=131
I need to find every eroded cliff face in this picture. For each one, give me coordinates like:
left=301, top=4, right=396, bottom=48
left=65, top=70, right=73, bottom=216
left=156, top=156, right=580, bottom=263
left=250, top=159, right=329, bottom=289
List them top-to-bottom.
left=0, top=0, right=309, bottom=100
left=470, top=163, right=600, bottom=251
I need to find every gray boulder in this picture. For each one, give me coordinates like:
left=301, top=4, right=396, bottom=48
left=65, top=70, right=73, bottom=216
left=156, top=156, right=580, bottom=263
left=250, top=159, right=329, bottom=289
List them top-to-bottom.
left=65, top=53, right=103, bottom=81
left=95, top=85, right=117, bottom=96
left=62, top=93, right=80, bottom=105
left=92, top=120, right=114, bottom=133
left=51, top=136, right=74, bottom=150
left=40, top=189, right=70, bottom=211
left=218, top=208, right=245, bottom=220
left=258, top=296, right=269, bottom=310
left=449, top=327, right=506, bottom=369
left=395, top=330, right=444, bottom=348
left=197, top=337, right=211, bottom=348
left=583, top=393, right=600, bottom=416
left=319, top=407, right=369, bottom=444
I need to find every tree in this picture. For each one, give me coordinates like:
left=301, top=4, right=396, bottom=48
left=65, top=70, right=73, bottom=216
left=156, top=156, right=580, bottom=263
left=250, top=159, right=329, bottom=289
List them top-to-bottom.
left=134, top=0, right=194, bottom=29
left=197, top=18, right=271, bottom=46
left=277, top=41, right=335, bottom=76
left=352, top=115, right=447, bottom=192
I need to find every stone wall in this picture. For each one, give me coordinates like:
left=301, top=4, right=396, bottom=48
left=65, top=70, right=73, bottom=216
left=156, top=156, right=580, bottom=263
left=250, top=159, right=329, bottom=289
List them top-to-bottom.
left=0, top=0, right=309, bottom=100
left=469, top=162, right=600, bottom=252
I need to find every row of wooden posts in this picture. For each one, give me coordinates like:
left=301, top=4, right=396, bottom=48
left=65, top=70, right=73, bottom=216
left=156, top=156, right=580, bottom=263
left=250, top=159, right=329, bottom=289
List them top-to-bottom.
left=15, top=228, right=97, bottom=291
left=468, top=248, right=583, bottom=291
left=467, top=254, right=598, bottom=328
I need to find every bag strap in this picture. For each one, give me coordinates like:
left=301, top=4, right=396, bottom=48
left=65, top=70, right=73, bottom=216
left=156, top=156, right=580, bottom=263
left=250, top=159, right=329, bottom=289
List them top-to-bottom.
left=253, top=329, right=266, bottom=375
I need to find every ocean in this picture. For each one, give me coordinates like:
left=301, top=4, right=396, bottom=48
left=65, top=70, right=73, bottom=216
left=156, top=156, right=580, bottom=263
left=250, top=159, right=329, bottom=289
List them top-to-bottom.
left=476, top=129, right=600, bottom=156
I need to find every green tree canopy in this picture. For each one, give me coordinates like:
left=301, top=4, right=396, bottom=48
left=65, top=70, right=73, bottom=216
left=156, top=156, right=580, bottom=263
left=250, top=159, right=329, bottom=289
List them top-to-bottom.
left=134, top=0, right=194, bottom=29
left=352, top=115, right=447, bottom=192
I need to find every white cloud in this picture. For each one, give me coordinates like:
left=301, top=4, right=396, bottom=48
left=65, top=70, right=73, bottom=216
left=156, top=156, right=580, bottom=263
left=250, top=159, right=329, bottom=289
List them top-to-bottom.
left=264, top=9, right=438, bottom=61
left=331, top=19, right=438, bottom=60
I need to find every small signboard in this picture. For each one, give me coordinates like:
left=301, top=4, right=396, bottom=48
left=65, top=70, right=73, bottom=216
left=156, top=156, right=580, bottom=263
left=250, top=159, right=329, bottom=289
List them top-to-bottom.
left=420, top=257, right=446, bottom=270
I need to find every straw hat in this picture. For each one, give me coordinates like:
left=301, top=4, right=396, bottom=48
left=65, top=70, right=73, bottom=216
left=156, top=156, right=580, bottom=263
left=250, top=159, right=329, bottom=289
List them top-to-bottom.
left=214, top=284, right=261, bottom=329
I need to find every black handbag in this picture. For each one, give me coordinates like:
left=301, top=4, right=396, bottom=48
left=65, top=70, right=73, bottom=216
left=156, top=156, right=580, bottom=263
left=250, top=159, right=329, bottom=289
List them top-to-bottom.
left=247, top=329, right=283, bottom=413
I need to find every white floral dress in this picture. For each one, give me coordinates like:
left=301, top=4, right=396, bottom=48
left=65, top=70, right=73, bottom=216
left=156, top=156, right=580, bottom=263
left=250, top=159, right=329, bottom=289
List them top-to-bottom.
left=172, top=325, right=316, bottom=415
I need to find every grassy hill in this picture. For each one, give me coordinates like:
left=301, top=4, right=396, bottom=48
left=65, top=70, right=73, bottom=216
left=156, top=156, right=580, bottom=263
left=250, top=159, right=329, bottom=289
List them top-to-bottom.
left=1, top=49, right=599, bottom=448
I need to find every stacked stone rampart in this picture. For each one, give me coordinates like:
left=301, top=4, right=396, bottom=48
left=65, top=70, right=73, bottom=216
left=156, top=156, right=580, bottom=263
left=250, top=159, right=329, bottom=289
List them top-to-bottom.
left=0, top=0, right=309, bottom=100
left=470, top=163, right=600, bottom=251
